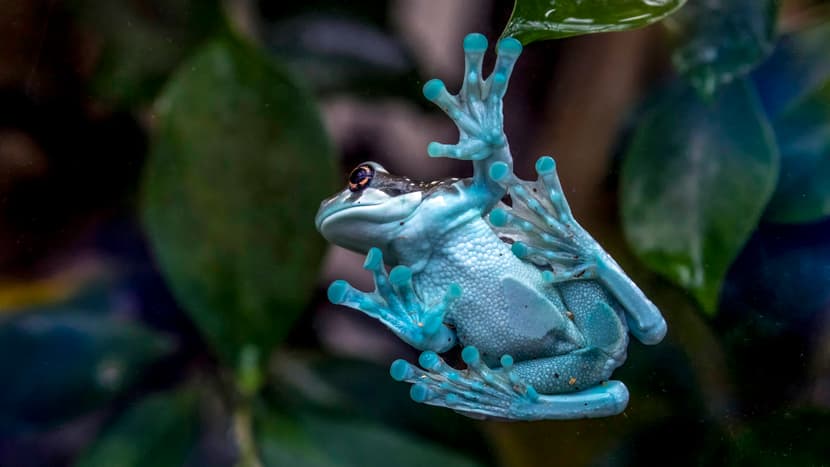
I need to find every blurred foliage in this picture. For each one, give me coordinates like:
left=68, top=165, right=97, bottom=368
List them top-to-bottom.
left=0, top=0, right=828, bottom=466
left=74, top=0, right=227, bottom=108
left=503, top=0, right=687, bottom=44
left=669, top=0, right=780, bottom=97
left=621, top=2, right=830, bottom=313
left=265, top=14, right=421, bottom=100
left=142, top=34, right=336, bottom=368
left=621, top=79, right=779, bottom=313
left=764, top=80, right=830, bottom=223
left=0, top=304, right=172, bottom=435
left=75, top=389, right=200, bottom=467
left=257, top=410, right=482, bottom=467
left=726, top=410, right=830, bottom=465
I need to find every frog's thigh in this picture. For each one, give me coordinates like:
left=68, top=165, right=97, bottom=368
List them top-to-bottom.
left=502, top=277, right=582, bottom=347
left=558, top=281, right=629, bottom=359
left=510, top=347, right=618, bottom=394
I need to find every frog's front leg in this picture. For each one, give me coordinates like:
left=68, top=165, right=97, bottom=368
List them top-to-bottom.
left=423, top=33, right=522, bottom=202
left=327, top=247, right=459, bottom=353
left=390, top=347, right=629, bottom=421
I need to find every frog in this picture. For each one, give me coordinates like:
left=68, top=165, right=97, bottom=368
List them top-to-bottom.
left=314, top=33, right=667, bottom=421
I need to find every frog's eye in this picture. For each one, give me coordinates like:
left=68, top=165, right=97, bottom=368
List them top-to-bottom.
left=348, top=164, right=375, bottom=192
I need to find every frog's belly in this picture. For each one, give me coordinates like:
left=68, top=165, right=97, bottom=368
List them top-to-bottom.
left=413, top=220, right=580, bottom=365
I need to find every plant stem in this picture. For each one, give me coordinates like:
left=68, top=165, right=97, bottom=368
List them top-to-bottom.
left=233, top=401, right=263, bottom=467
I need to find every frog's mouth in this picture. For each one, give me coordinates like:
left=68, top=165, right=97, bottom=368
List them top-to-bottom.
left=315, top=189, right=423, bottom=239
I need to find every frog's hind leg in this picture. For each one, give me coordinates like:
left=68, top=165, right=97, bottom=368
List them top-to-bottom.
left=487, top=156, right=667, bottom=345
left=390, top=346, right=628, bottom=421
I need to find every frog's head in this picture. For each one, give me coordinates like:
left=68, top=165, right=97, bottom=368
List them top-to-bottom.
left=315, top=162, right=427, bottom=255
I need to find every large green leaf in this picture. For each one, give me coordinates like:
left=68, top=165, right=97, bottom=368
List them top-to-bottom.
left=74, top=0, right=226, bottom=107
left=502, top=0, right=687, bottom=44
left=671, top=0, right=779, bottom=97
left=143, top=36, right=336, bottom=367
left=621, top=79, right=779, bottom=313
left=763, top=81, right=830, bottom=223
left=0, top=309, right=172, bottom=433
left=74, top=389, right=199, bottom=467
left=257, top=411, right=481, bottom=467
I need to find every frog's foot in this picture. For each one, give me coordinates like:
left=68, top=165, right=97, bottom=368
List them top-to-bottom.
left=423, top=33, right=522, bottom=162
left=487, top=156, right=599, bottom=282
left=488, top=157, right=667, bottom=346
left=327, top=247, right=459, bottom=352
left=390, top=347, right=629, bottom=421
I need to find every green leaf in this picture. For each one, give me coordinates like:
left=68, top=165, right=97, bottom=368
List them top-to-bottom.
left=74, top=0, right=226, bottom=107
left=502, top=0, right=687, bottom=44
left=671, top=0, right=780, bottom=97
left=142, top=35, right=337, bottom=366
left=621, top=79, right=779, bottom=313
left=763, top=80, right=830, bottom=223
left=0, top=309, right=172, bottom=433
left=75, top=389, right=199, bottom=467
left=257, top=411, right=482, bottom=467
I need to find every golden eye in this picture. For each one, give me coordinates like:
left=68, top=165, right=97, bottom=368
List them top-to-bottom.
left=348, top=164, right=374, bottom=192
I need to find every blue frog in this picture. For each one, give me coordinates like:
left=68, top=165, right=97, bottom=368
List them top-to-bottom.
left=314, top=33, right=666, bottom=421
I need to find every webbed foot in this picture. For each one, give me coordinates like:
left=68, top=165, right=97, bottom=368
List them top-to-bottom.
left=423, top=33, right=521, bottom=164
left=487, top=156, right=667, bottom=345
left=488, top=156, right=597, bottom=280
left=328, top=248, right=459, bottom=352
left=390, top=346, right=629, bottom=421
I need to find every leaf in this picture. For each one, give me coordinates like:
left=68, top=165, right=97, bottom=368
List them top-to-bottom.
left=74, top=0, right=226, bottom=107
left=502, top=0, right=687, bottom=44
left=671, top=0, right=779, bottom=97
left=752, top=22, right=830, bottom=119
left=751, top=23, right=830, bottom=224
left=142, top=35, right=337, bottom=367
left=620, top=79, right=779, bottom=313
left=763, top=80, right=830, bottom=223
left=0, top=309, right=172, bottom=433
left=270, top=355, right=491, bottom=459
left=74, top=389, right=199, bottom=467
left=257, top=411, right=482, bottom=467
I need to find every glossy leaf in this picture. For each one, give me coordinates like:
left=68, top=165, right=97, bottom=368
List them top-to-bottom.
left=75, top=0, right=226, bottom=107
left=503, top=0, right=687, bottom=44
left=671, top=0, right=779, bottom=97
left=143, top=35, right=336, bottom=367
left=621, top=79, right=779, bottom=313
left=763, top=81, right=830, bottom=223
left=0, top=309, right=172, bottom=433
left=74, top=389, right=199, bottom=467
left=257, top=412, right=481, bottom=467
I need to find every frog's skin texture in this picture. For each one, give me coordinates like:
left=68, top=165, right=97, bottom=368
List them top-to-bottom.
left=315, top=33, right=667, bottom=421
